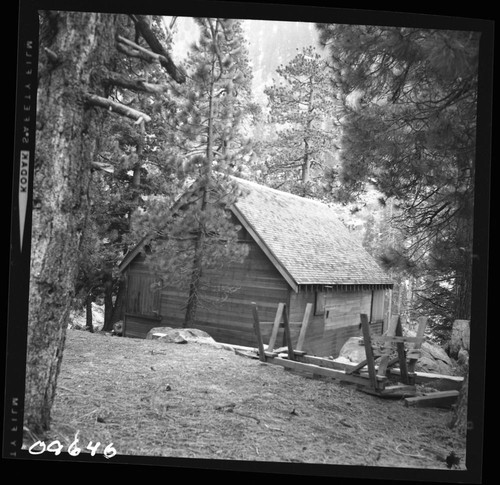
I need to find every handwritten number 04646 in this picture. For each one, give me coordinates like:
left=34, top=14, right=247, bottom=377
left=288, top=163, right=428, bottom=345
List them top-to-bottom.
left=28, top=432, right=116, bottom=459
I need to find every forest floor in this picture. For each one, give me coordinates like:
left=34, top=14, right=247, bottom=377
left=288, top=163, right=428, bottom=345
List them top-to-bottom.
left=41, top=328, right=466, bottom=473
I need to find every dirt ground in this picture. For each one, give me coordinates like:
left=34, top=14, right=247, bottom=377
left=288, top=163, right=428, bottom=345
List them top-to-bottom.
left=42, top=328, right=466, bottom=471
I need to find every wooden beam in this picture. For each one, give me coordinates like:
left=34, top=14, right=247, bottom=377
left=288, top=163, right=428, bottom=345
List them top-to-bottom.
left=251, top=303, right=266, bottom=362
left=267, top=303, right=284, bottom=352
left=296, top=303, right=312, bottom=352
left=281, top=304, right=295, bottom=361
left=360, top=314, right=379, bottom=390
left=376, top=315, right=399, bottom=377
left=394, top=316, right=409, bottom=383
left=407, top=316, right=427, bottom=374
left=371, top=335, right=425, bottom=344
left=267, top=356, right=380, bottom=388
left=345, top=359, right=368, bottom=375
left=389, top=369, right=464, bottom=391
left=404, top=391, right=460, bottom=408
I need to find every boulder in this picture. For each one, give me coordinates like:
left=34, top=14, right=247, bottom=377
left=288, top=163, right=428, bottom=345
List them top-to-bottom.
left=146, top=327, right=217, bottom=345
left=146, top=327, right=174, bottom=339
left=338, top=335, right=455, bottom=375
left=338, top=337, right=366, bottom=363
left=416, top=342, right=454, bottom=375
left=457, top=348, right=469, bottom=366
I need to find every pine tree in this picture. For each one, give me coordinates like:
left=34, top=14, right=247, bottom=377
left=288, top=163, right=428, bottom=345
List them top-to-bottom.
left=25, top=11, right=185, bottom=436
left=138, top=18, right=254, bottom=327
left=316, top=24, right=479, bottom=326
left=261, top=46, right=340, bottom=196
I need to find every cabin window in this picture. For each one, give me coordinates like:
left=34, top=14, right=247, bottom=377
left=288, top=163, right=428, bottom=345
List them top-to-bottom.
left=314, top=291, right=325, bottom=316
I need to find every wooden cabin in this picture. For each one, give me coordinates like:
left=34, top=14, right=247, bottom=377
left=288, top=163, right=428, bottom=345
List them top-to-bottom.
left=118, top=177, right=393, bottom=358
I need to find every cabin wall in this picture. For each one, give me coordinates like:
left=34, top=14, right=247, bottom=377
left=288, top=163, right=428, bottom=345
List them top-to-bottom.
left=123, top=241, right=290, bottom=346
left=122, top=256, right=163, bottom=338
left=289, top=289, right=384, bottom=357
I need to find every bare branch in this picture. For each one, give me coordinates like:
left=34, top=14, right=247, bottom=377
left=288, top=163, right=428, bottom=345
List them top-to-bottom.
left=130, top=14, right=186, bottom=84
left=102, top=70, right=170, bottom=95
left=84, top=94, right=152, bottom=123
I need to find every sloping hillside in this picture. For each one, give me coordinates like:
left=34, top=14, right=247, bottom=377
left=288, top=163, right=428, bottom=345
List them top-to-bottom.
left=38, top=329, right=466, bottom=470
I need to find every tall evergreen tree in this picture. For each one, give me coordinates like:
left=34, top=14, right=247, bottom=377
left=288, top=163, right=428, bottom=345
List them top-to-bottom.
left=25, top=11, right=185, bottom=436
left=138, top=18, right=255, bottom=327
left=316, top=24, right=479, bottom=327
left=261, top=46, right=340, bottom=196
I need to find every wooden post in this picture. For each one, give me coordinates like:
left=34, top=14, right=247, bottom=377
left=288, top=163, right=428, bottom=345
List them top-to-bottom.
left=251, top=303, right=266, bottom=362
left=267, top=303, right=285, bottom=352
left=296, top=303, right=313, bottom=352
left=281, top=304, right=295, bottom=361
left=360, top=314, right=378, bottom=390
left=377, top=315, right=399, bottom=377
left=394, top=316, right=409, bottom=383
left=407, top=316, right=427, bottom=377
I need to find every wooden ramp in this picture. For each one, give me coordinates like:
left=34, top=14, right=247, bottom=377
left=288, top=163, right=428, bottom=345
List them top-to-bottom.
left=251, top=302, right=431, bottom=399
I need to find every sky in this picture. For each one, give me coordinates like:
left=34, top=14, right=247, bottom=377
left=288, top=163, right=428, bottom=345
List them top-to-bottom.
left=165, top=16, right=322, bottom=103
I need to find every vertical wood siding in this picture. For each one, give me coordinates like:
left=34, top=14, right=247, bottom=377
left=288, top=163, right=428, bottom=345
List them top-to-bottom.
left=289, top=289, right=383, bottom=357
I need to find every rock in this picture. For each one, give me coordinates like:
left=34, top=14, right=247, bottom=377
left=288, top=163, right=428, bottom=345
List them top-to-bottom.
left=449, top=320, right=470, bottom=358
left=145, top=327, right=216, bottom=345
left=145, top=327, right=174, bottom=339
left=338, top=335, right=455, bottom=375
left=338, top=337, right=366, bottom=363
left=415, top=342, right=454, bottom=375
left=457, top=349, right=469, bottom=366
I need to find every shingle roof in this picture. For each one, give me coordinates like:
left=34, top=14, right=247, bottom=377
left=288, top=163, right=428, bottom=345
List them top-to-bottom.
left=231, top=177, right=393, bottom=289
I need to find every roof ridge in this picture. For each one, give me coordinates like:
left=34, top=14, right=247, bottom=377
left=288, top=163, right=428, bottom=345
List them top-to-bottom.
left=231, top=176, right=334, bottom=208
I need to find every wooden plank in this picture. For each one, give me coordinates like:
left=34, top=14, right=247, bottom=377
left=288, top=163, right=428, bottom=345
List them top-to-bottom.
left=267, top=302, right=285, bottom=352
left=251, top=303, right=266, bottom=362
left=296, top=303, right=313, bottom=352
left=281, top=304, right=295, bottom=361
left=360, top=314, right=379, bottom=390
left=376, top=315, right=399, bottom=377
left=392, top=316, right=409, bottom=384
left=407, top=316, right=427, bottom=374
left=371, top=335, right=425, bottom=344
left=266, top=356, right=378, bottom=388
left=345, top=359, right=368, bottom=375
left=389, top=369, right=464, bottom=391
left=361, top=385, right=416, bottom=398
left=380, top=385, right=416, bottom=395
left=404, top=391, right=460, bottom=408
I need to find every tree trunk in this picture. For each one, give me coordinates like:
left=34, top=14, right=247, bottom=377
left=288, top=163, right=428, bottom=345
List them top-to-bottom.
left=24, top=12, right=119, bottom=436
left=183, top=35, right=217, bottom=327
left=183, top=231, right=204, bottom=327
left=103, top=271, right=114, bottom=330
left=110, top=276, right=126, bottom=325
left=85, top=292, right=94, bottom=333
left=449, top=371, right=469, bottom=436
